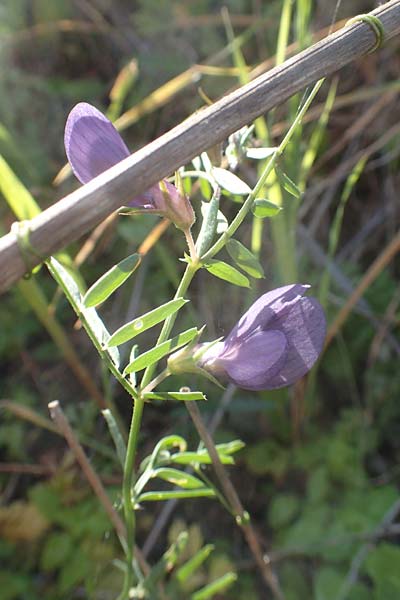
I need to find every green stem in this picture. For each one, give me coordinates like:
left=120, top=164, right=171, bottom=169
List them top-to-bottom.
left=202, top=77, right=325, bottom=264
left=140, top=262, right=200, bottom=390
left=118, top=395, right=145, bottom=600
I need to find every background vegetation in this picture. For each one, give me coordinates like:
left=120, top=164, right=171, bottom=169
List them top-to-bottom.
left=0, top=0, right=399, bottom=598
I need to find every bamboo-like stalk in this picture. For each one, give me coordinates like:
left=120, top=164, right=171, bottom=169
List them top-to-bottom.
left=1, top=1, right=400, bottom=294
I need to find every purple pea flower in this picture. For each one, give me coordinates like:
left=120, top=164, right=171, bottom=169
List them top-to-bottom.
left=64, top=102, right=194, bottom=230
left=198, top=284, right=326, bottom=390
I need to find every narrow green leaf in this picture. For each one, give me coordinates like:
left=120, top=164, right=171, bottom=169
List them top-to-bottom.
left=245, top=147, right=277, bottom=160
left=276, top=166, right=302, bottom=198
left=211, top=167, right=251, bottom=195
left=196, top=190, right=221, bottom=257
left=251, top=199, right=282, bottom=218
left=226, top=239, right=265, bottom=279
left=83, top=253, right=141, bottom=307
left=204, top=260, right=250, bottom=288
left=108, top=298, right=188, bottom=347
left=123, top=328, right=198, bottom=374
left=143, top=391, right=207, bottom=402
left=102, top=409, right=126, bottom=468
left=151, top=435, right=188, bottom=459
left=215, top=440, right=245, bottom=455
left=170, top=452, right=234, bottom=466
left=152, top=468, right=206, bottom=489
left=139, top=489, right=216, bottom=502
left=141, top=532, right=188, bottom=591
left=175, top=544, right=215, bottom=584
left=191, top=572, right=237, bottom=600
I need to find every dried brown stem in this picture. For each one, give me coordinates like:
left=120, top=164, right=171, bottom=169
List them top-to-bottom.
left=325, top=229, right=400, bottom=347
left=48, top=400, right=149, bottom=576
left=186, top=401, right=284, bottom=600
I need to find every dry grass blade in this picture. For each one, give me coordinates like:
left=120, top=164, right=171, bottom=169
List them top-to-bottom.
left=325, top=229, right=400, bottom=348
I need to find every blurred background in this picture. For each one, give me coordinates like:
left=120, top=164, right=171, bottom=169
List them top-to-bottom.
left=0, top=0, right=400, bottom=598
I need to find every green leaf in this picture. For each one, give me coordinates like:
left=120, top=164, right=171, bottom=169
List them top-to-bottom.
left=245, top=146, right=277, bottom=160
left=276, top=166, right=302, bottom=198
left=211, top=167, right=251, bottom=195
left=196, top=190, right=220, bottom=257
left=251, top=199, right=282, bottom=218
left=226, top=239, right=265, bottom=278
left=83, top=253, right=141, bottom=307
left=204, top=260, right=250, bottom=287
left=108, top=298, right=188, bottom=347
left=124, top=328, right=198, bottom=374
left=143, top=391, right=207, bottom=402
left=102, top=409, right=126, bottom=467
left=215, top=440, right=245, bottom=455
left=170, top=452, right=234, bottom=466
left=152, top=468, right=206, bottom=489
left=139, top=489, right=216, bottom=502
left=40, top=532, right=73, bottom=571
left=141, top=532, right=188, bottom=591
left=365, top=543, right=400, bottom=597
left=176, top=544, right=215, bottom=584
left=58, top=547, right=89, bottom=593
left=313, top=567, right=344, bottom=600
left=0, top=571, right=31, bottom=600
left=191, top=572, right=237, bottom=600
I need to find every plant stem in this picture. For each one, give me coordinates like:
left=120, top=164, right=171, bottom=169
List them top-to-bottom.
left=202, top=77, right=326, bottom=264
left=184, top=228, right=198, bottom=262
left=140, top=262, right=200, bottom=390
left=119, top=394, right=145, bottom=600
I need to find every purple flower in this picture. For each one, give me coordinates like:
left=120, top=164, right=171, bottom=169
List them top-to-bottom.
left=64, top=102, right=194, bottom=230
left=198, top=284, right=326, bottom=390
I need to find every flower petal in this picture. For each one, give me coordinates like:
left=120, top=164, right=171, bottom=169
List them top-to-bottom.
left=64, top=102, right=129, bottom=184
left=225, top=284, right=310, bottom=344
left=263, top=297, right=326, bottom=389
left=220, top=329, right=288, bottom=390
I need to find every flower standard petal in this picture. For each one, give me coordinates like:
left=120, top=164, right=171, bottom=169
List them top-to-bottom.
left=64, top=102, right=130, bottom=184
left=64, top=102, right=194, bottom=226
left=225, top=284, right=310, bottom=345
left=262, top=297, right=326, bottom=389
left=208, top=330, right=288, bottom=390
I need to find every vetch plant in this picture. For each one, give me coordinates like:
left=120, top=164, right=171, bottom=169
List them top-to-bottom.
left=46, top=86, right=327, bottom=600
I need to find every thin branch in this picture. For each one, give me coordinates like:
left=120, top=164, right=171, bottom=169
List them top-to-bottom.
left=1, top=1, right=400, bottom=293
left=325, top=228, right=400, bottom=347
left=186, top=401, right=284, bottom=600
left=337, top=497, right=400, bottom=600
